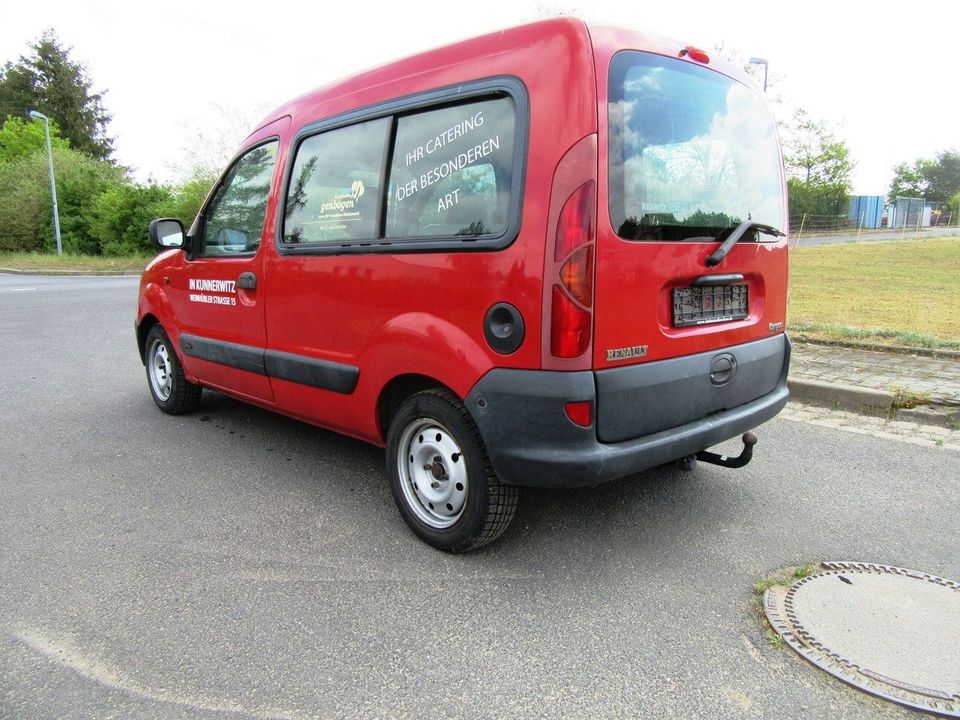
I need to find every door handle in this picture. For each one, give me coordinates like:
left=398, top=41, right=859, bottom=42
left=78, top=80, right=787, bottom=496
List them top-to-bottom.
left=237, top=272, right=257, bottom=290
left=690, top=273, right=744, bottom=287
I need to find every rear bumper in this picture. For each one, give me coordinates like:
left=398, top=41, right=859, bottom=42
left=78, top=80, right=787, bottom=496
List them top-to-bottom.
left=465, top=335, right=791, bottom=488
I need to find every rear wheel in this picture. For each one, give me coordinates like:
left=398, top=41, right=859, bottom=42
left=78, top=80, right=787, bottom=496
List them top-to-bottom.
left=144, top=325, right=202, bottom=415
left=386, top=390, right=518, bottom=552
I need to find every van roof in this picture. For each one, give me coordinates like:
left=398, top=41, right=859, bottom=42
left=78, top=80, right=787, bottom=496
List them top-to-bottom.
left=248, top=17, right=756, bottom=139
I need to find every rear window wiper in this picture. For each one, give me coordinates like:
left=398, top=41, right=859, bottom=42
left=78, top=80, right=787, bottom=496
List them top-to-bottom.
left=705, top=221, right=784, bottom=267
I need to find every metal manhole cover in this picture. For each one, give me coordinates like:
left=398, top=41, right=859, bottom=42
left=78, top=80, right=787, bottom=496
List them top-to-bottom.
left=764, top=561, right=960, bottom=717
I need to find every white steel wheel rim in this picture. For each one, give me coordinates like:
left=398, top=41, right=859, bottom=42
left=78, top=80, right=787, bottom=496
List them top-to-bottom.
left=148, top=339, right=173, bottom=401
left=397, top=418, right=468, bottom=529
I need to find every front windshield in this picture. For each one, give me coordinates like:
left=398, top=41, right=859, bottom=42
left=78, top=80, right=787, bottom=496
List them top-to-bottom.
left=608, top=51, right=785, bottom=242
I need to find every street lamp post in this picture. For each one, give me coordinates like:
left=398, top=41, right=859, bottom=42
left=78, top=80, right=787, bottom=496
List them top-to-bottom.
left=748, top=57, right=769, bottom=92
left=27, top=110, right=63, bottom=256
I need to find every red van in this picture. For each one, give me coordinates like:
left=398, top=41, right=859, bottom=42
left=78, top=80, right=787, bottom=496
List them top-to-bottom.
left=137, top=18, right=790, bottom=552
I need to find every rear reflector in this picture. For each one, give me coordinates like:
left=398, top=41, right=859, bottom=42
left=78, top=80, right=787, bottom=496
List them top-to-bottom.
left=550, top=285, right=591, bottom=358
left=564, top=401, right=592, bottom=428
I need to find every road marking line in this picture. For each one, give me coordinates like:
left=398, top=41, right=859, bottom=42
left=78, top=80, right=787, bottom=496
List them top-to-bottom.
left=12, top=628, right=305, bottom=719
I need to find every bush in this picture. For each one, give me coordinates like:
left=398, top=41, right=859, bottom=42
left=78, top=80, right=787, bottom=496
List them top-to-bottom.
left=0, top=137, right=218, bottom=255
left=0, top=146, right=123, bottom=253
left=47, top=149, right=126, bottom=253
left=0, top=152, right=48, bottom=251
left=163, top=171, right=216, bottom=231
left=88, top=172, right=216, bottom=255
left=787, top=177, right=849, bottom=218
left=90, top=183, right=173, bottom=255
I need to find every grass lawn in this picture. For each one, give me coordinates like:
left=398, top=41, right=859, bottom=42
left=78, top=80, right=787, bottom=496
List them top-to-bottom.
left=789, top=237, right=960, bottom=349
left=0, top=251, right=151, bottom=273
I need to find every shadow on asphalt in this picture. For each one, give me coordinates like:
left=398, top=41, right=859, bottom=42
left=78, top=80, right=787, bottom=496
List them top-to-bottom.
left=173, top=390, right=728, bottom=558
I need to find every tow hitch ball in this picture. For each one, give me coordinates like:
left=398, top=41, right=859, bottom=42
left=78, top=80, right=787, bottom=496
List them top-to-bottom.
left=678, top=432, right=758, bottom=472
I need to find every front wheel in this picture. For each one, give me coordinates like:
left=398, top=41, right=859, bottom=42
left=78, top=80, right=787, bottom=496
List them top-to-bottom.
left=144, top=325, right=202, bottom=415
left=386, top=390, right=518, bottom=553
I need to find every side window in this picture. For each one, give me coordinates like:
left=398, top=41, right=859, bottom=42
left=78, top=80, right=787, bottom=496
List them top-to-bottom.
left=386, top=97, right=516, bottom=239
left=282, top=118, right=390, bottom=244
left=200, top=141, right=278, bottom=256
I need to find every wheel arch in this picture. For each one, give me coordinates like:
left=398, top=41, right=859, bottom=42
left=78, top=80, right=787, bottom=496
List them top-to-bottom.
left=138, top=279, right=177, bottom=364
left=137, top=313, right=160, bottom=364
left=377, top=374, right=458, bottom=441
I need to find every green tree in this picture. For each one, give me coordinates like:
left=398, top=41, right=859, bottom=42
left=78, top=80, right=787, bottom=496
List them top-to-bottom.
left=0, top=30, right=113, bottom=160
left=782, top=109, right=853, bottom=217
left=783, top=109, right=853, bottom=186
left=0, top=114, right=69, bottom=163
left=888, top=150, right=960, bottom=204
left=922, top=150, right=960, bottom=203
left=888, top=160, right=926, bottom=202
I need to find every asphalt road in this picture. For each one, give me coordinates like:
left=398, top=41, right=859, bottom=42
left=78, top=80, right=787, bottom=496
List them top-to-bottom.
left=1, top=274, right=957, bottom=719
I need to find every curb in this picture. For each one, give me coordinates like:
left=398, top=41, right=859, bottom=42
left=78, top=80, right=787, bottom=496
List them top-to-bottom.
left=0, top=267, right=142, bottom=277
left=793, top=335, right=960, bottom=360
left=788, top=378, right=960, bottom=429
left=788, top=378, right=893, bottom=411
left=897, top=404, right=960, bottom=429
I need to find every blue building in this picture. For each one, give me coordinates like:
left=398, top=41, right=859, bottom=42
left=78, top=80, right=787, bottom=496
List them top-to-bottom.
left=847, top=195, right=885, bottom=229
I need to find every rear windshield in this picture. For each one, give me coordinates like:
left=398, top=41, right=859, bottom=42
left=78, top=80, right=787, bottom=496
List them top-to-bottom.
left=608, top=51, right=785, bottom=242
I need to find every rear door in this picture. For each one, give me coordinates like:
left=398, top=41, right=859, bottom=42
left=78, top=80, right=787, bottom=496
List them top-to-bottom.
left=596, top=50, right=788, bottom=369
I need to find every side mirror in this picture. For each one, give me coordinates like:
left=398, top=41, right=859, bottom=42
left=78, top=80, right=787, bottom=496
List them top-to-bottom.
left=149, top=218, right=185, bottom=249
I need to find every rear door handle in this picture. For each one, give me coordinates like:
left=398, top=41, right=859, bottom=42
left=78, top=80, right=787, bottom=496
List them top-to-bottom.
left=237, top=272, right=257, bottom=290
left=690, top=273, right=744, bottom=287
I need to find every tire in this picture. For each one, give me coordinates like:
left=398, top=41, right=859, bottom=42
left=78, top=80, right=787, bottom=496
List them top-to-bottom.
left=144, top=325, right=202, bottom=415
left=386, top=390, right=518, bottom=553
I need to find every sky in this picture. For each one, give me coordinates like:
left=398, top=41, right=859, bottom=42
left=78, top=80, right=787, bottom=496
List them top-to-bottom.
left=3, top=0, right=957, bottom=195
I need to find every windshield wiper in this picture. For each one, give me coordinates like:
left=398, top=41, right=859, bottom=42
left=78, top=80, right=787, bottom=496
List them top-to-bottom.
left=705, top=221, right=785, bottom=267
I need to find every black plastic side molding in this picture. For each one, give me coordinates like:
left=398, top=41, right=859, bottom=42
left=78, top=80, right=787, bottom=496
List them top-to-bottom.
left=179, top=333, right=358, bottom=394
left=180, top=333, right=266, bottom=375
left=264, top=349, right=358, bottom=394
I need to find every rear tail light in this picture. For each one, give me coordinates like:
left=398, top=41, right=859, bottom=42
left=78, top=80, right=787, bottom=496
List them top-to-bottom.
left=550, top=181, right=595, bottom=359
left=555, top=181, right=595, bottom=261
left=560, top=245, right=593, bottom=306
left=551, top=285, right=591, bottom=357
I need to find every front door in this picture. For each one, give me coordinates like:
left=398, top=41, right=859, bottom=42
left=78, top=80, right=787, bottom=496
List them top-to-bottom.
left=167, top=119, right=288, bottom=402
